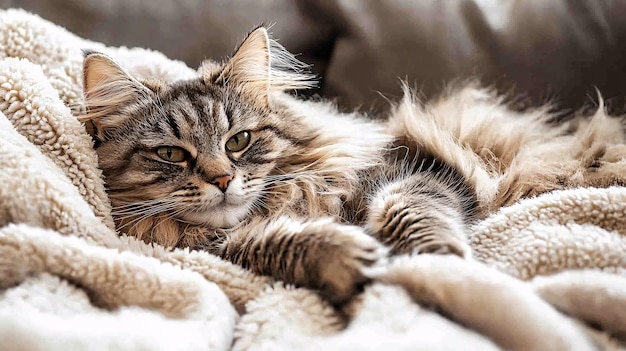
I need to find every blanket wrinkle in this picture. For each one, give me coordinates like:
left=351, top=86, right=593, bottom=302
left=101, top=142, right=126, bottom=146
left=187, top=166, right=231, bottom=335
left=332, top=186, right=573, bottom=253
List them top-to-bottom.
left=1, top=8, right=626, bottom=351
left=0, top=57, right=113, bottom=229
left=470, top=186, right=626, bottom=280
left=0, top=224, right=236, bottom=351
left=378, top=255, right=598, bottom=351
left=532, top=271, right=626, bottom=340
left=0, top=275, right=227, bottom=351
left=233, top=283, right=503, bottom=351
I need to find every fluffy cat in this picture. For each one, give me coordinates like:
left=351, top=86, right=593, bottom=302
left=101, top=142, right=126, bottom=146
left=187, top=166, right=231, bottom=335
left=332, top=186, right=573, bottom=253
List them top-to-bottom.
left=80, top=27, right=626, bottom=305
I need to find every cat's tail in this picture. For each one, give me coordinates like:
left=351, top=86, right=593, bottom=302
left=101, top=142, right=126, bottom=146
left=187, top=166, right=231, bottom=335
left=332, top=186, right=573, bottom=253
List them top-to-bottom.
left=386, top=83, right=561, bottom=216
left=495, top=101, right=626, bottom=209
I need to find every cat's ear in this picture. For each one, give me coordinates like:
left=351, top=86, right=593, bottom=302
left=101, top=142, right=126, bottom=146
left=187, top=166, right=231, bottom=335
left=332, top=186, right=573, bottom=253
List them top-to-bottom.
left=205, top=27, right=317, bottom=105
left=210, top=28, right=272, bottom=104
left=80, top=50, right=151, bottom=136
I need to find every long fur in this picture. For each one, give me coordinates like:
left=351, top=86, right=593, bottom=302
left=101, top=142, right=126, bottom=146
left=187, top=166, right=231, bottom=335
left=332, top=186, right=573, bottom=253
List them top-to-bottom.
left=80, top=27, right=626, bottom=304
left=389, top=83, right=626, bottom=212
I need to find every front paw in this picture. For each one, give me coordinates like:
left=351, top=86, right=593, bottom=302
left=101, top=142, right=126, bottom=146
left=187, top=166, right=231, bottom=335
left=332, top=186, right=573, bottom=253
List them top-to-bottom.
left=368, top=207, right=471, bottom=258
left=305, top=221, right=387, bottom=305
left=393, top=224, right=471, bottom=259
left=413, top=233, right=471, bottom=258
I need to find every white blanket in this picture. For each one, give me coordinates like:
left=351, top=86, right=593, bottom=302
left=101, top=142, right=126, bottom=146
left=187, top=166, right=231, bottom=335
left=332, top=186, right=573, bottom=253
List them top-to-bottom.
left=1, top=9, right=625, bottom=351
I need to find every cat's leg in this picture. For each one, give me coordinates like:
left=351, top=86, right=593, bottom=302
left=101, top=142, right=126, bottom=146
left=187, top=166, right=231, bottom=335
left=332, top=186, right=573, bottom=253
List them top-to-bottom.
left=366, top=171, right=475, bottom=258
left=215, top=216, right=386, bottom=305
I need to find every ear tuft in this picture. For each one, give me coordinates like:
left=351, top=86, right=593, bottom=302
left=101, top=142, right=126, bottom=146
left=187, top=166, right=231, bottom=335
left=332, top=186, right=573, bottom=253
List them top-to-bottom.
left=206, top=27, right=317, bottom=105
left=212, top=27, right=272, bottom=104
left=266, top=34, right=318, bottom=92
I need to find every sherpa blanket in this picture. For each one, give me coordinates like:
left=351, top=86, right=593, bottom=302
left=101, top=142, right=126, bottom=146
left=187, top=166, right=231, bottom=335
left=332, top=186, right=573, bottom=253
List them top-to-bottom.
left=1, top=9, right=626, bottom=351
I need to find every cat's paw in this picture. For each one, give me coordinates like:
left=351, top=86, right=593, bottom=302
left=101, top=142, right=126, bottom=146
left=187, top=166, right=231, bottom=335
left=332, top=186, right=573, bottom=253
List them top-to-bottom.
left=368, top=207, right=471, bottom=259
left=307, top=221, right=387, bottom=305
left=393, top=224, right=472, bottom=259
left=412, top=232, right=471, bottom=258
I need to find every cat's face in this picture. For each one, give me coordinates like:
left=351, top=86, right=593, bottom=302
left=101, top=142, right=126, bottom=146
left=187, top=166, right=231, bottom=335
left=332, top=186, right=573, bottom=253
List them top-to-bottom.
left=81, top=28, right=315, bottom=228
left=91, top=79, right=290, bottom=228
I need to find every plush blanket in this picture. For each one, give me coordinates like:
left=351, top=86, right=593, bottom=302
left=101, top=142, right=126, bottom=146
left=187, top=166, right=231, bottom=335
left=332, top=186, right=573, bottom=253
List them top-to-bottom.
left=1, top=9, right=625, bottom=351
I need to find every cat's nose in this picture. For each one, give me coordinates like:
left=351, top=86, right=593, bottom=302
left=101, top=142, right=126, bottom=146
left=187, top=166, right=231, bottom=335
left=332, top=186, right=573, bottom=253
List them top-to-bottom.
left=210, top=174, right=233, bottom=193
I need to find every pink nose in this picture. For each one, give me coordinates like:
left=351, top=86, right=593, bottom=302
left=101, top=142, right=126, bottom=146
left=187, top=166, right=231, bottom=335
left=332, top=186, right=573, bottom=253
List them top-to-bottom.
left=211, top=174, right=233, bottom=192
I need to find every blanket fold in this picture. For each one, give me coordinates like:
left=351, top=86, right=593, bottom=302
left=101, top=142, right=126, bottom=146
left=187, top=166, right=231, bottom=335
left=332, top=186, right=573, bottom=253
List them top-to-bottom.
left=1, top=8, right=625, bottom=351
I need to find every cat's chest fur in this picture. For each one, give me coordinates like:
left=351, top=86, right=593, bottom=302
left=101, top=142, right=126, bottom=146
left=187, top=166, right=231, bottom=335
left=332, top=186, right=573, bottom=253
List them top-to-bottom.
left=257, top=97, right=394, bottom=223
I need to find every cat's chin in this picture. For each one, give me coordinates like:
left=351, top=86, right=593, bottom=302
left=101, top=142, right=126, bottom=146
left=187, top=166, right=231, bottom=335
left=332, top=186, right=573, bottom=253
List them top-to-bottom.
left=179, top=204, right=251, bottom=229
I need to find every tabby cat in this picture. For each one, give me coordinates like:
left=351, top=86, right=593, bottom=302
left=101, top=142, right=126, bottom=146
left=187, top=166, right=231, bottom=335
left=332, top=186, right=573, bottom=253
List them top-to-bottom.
left=80, top=27, right=626, bottom=305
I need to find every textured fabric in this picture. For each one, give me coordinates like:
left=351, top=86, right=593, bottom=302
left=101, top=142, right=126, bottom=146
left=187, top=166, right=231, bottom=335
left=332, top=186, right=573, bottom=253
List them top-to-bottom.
left=1, top=9, right=626, bottom=351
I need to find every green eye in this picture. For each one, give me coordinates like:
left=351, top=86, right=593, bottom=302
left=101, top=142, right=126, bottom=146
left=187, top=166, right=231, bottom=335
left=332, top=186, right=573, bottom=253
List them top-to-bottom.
left=226, top=131, right=251, bottom=152
left=156, top=146, right=186, bottom=162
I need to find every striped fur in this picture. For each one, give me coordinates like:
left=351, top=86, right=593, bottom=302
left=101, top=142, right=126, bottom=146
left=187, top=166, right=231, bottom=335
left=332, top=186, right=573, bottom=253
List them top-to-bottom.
left=81, top=27, right=626, bottom=305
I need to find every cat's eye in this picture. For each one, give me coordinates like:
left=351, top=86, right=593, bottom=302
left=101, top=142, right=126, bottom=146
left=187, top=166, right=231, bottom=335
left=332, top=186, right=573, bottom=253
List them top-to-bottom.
left=226, top=131, right=251, bottom=152
left=156, top=146, right=186, bottom=162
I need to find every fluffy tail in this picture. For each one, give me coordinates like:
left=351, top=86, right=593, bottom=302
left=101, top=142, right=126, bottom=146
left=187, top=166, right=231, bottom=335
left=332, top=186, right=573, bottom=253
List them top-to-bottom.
left=386, top=83, right=626, bottom=214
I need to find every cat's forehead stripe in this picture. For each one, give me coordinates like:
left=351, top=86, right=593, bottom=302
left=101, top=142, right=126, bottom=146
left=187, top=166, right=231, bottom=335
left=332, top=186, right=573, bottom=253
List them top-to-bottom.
left=151, top=86, right=231, bottom=148
left=172, top=96, right=200, bottom=127
left=166, top=112, right=182, bottom=139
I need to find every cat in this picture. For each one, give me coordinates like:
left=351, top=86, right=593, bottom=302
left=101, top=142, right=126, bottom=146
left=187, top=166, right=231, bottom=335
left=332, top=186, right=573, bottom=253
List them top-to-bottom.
left=80, top=27, right=626, bottom=305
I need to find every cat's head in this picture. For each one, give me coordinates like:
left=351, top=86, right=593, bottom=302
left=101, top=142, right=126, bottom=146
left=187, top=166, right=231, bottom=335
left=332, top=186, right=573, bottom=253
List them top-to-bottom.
left=80, top=27, right=316, bottom=229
